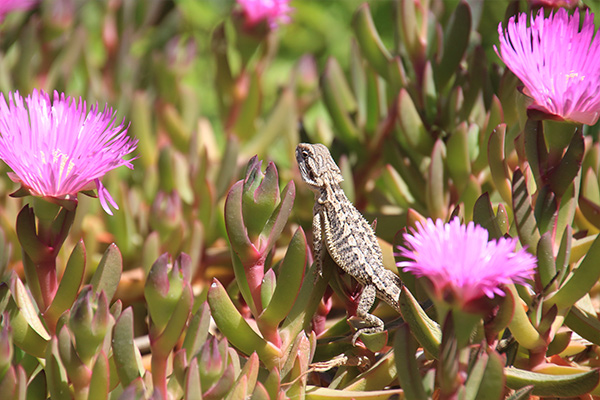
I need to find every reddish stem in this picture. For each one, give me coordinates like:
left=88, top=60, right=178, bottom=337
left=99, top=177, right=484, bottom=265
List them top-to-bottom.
left=245, top=256, right=266, bottom=315
left=38, top=260, right=57, bottom=311
left=151, top=350, right=169, bottom=400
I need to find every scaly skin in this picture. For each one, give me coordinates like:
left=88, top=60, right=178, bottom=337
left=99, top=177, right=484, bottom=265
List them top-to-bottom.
left=296, top=143, right=402, bottom=344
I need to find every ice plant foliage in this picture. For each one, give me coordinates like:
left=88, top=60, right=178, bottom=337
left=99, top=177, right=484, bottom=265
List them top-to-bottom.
left=236, top=0, right=292, bottom=29
left=496, top=9, right=600, bottom=125
left=0, top=90, right=137, bottom=214
left=397, top=218, right=536, bottom=306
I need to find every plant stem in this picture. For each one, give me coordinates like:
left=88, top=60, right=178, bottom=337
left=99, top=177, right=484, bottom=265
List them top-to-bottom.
left=152, top=350, right=169, bottom=400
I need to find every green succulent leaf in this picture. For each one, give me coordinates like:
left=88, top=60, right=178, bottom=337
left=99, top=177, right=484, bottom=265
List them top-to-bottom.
left=397, top=0, right=422, bottom=64
left=435, top=1, right=471, bottom=89
left=351, top=3, right=391, bottom=80
left=321, top=57, right=361, bottom=145
left=233, top=71, right=260, bottom=140
left=245, top=88, right=298, bottom=157
left=396, top=89, right=433, bottom=155
left=523, top=120, right=547, bottom=189
left=447, top=123, right=472, bottom=193
left=487, top=124, right=512, bottom=205
left=547, top=129, right=584, bottom=198
left=216, top=137, right=240, bottom=199
left=426, top=140, right=447, bottom=220
left=242, top=159, right=280, bottom=239
left=512, top=169, right=540, bottom=254
left=225, top=180, right=253, bottom=253
left=261, top=181, right=295, bottom=251
left=534, top=186, right=557, bottom=235
left=473, top=193, right=504, bottom=240
left=579, top=196, right=600, bottom=230
left=16, top=205, right=52, bottom=265
left=259, top=227, right=307, bottom=327
left=536, top=232, right=556, bottom=290
left=547, top=233, right=600, bottom=309
left=45, top=239, right=86, bottom=325
left=90, top=243, right=122, bottom=302
left=2, top=277, right=49, bottom=358
left=207, top=279, right=281, bottom=370
left=152, top=283, right=193, bottom=354
left=506, top=284, right=544, bottom=350
left=398, top=286, right=441, bottom=358
left=183, top=302, right=211, bottom=363
left=565, top=302, right=600, bottom=346
left=112, top=307, right=144, bottom=387
left=394, top=324, right=429, bottom=400
left=547, top=331, right=572, bottom=356
left=46, top=337, right=71, bottom=400
left=344, top=350, right=397, bottom=391
left=464, top=350, right=505, bottom=400
left=88, top=352, right=110, bottom=400
left=184, top=358, right=203, bottom=399
left=204, top=363, right=236, bottom=400
left=504, top=367, right=600, bottom=397
left=505, top=385, right=535, bottom=400
left=305, top=386, right=403, bottom=399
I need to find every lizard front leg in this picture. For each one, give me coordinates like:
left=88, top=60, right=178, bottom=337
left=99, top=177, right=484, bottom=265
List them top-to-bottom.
left=312, top=203, right=325, bottom=277
left=350, top=284, right=385, bottom=345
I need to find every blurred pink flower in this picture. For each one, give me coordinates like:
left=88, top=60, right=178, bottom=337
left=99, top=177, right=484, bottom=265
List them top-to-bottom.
left=0, top=0, right=38, bottom=22
left=236, top=0, right=292, bottom=30
left=529, top=0, right=578, bottom=8
left=496, top=9, right=600, bottom=125
left=0, top=90, right=137, bottom=214
left=397, top=218, right=536, bottom=307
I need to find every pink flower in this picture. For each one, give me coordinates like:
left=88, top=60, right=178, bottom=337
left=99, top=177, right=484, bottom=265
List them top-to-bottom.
left=0, top=0, right=38, bottom=22
left=236, top=0, right=292, bottom=30
left=528, top=0, right=578, bottom=8
left=496, top=9, right=600, bottom=125
left=0, top=90, right=137, bottom=214
left=397, top=218, right=536, bottom=307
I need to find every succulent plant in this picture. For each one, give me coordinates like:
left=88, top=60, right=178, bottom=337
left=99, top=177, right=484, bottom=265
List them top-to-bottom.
left=1, top=0, right=600, bottom=399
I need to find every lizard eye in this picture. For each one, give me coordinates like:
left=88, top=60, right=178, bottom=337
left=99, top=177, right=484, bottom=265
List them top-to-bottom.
left=302, top=150, right=309, bottom=159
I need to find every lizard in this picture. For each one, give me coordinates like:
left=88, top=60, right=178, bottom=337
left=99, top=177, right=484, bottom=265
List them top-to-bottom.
left=295, top=143, right=403, bottom=344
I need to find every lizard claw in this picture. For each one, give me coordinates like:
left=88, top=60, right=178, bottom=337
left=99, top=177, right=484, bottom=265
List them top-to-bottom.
left=351, top=331, right=362, bottom=346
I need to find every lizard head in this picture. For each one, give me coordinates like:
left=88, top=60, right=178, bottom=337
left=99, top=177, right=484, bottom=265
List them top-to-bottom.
left=295, top=143, right=343, bottom=189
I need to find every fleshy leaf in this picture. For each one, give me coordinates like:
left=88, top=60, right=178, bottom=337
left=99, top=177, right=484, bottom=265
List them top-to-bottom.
left=435, top=1, right=471, bottom=89
left=352, top=3, right=391, bottom=80
left=488, top=124, right=512, bottom=204
left=426, top=140, right=447, bottom=220
left=512, top=169, right=540, bottom=254
left=472, top=193, right=503, bottom=240
left=259, top=228, right=307, bottom=327
left=547, top=233, right=600, bottom=309
left=46, top=240, right=86, bottom=324
left=90, top=243, right=122, bottom=302
left=207, top=279, right=281, bottom=369
left=398, top=286, right=441, bottom=358
left=112, top=308, right=144, bottom=386
left=394, top=324, right=428, bottom=399
left=464, top=350, right=505, bottom=400
left=505, top=367, right=600, bottom=397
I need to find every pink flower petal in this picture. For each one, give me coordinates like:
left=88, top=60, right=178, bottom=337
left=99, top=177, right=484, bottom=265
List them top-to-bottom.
left=236, top=0, right=292, bottom=30
left=496, top=9, right=600, bottom=125
left=0, top=90, right=137, bottom=214
left=397, top=217, right=536, bottom=305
